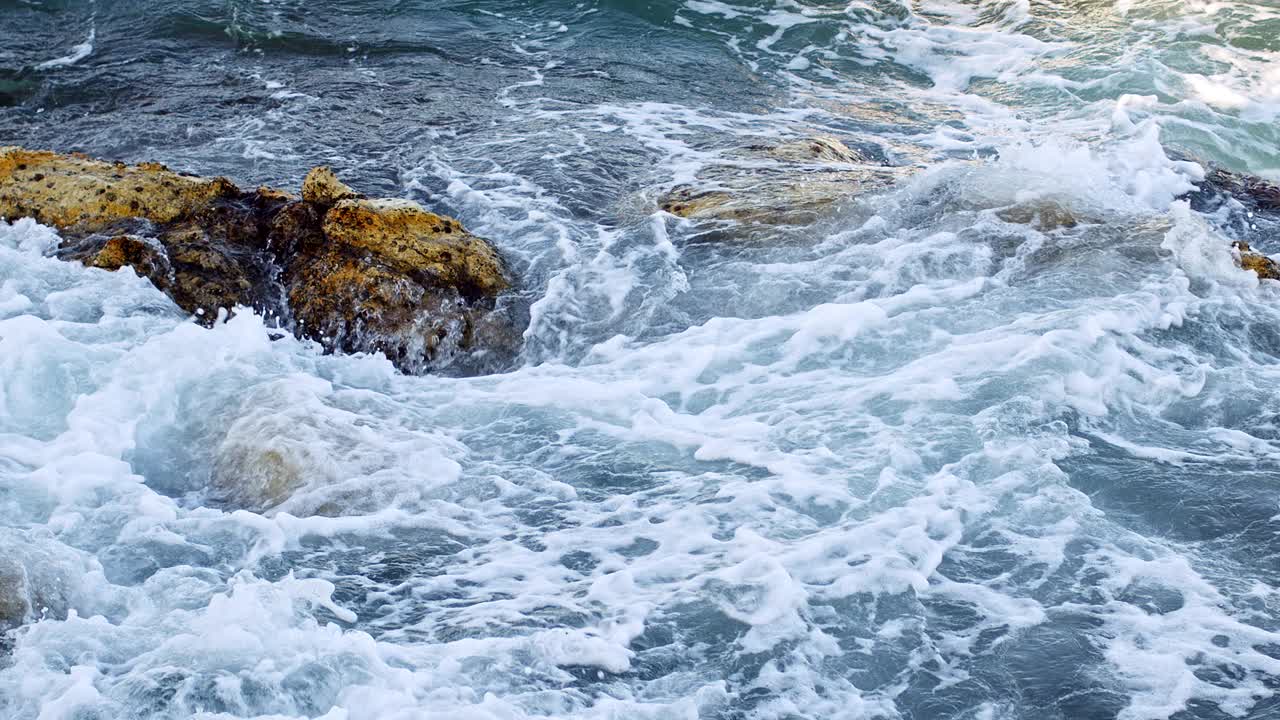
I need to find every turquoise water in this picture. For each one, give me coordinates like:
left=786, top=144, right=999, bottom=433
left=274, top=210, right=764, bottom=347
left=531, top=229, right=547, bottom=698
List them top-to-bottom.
left=2, top=1, right=1280, bottom=718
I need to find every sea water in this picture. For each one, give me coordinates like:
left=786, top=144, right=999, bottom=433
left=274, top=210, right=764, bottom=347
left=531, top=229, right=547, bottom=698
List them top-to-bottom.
left=2, top=1, right=1280, bottom=718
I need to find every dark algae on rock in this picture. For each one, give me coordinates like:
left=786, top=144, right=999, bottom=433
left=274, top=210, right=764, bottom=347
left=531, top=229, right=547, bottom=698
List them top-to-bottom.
left=0, top=147, right=518, bottom=374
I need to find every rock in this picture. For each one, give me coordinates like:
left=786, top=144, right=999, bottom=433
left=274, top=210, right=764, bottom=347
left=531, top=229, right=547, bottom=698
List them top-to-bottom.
left=657, top=135, right=910, bottom=228
left=761, top=136, right=870, bottom=164
left=0, top=147, right=240, bottom=230
left=1, top=147, right=519, bottom=374
left=1171, top=152, right=1280, bottom=254
left=1170, top=154, right=1280, bottom=279
left=1184, top=162, right=1280, bottom=217
left=301, top=166, right=362, bottom=207
left=660, top=172, right=905, bottom=226
left=255, top=185, right=298, bottom=204
left=288, top=195, right=514, bottom=373
left=322, top=198, right=509, bottom=296
left=996, top=201, right=1081, bottom=231
left=56, top=213, right=281, bottom=324
left=89, top=235, right=173, bottom=286
left=161, top=236, right=268, bottom=320
left=1234, top=241, right=1280, bottom=280
left=286, top=249, right=454, bottom=371
left=207, top=381, right=380, bottom=516
left=212, top=436, right=334, bottom=514
left=0, top=533, right=85, bottom=641
left=0, top=556, right=31, bottom=634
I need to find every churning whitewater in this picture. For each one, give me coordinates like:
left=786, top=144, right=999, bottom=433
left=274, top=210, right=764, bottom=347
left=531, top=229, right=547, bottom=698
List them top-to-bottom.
left=2, top=1, right=1280, bottom=718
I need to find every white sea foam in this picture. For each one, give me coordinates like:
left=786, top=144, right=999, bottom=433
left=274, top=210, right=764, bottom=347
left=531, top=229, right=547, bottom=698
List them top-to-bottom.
left=37, top=27, right=95, bottom=71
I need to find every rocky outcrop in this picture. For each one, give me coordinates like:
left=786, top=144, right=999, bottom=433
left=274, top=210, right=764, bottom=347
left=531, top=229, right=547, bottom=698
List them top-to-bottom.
left=657, top=135, right=911, bottom=228
left=0, top=148, right=517, bottom=374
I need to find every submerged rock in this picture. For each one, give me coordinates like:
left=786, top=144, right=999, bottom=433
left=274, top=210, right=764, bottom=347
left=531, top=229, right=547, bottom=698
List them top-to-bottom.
left=657, top=135, right=911, bottom=228
left=759, top=135, right=873, bottom=164
left=0, top=148, right=518, bottom=374
left=996, top=201, right=1081, bottom=231
left=212, top=429, right=336, bottom=514
left=0, top=536, right=84, bottom=643
left=0, top=557, right=31, bottom=634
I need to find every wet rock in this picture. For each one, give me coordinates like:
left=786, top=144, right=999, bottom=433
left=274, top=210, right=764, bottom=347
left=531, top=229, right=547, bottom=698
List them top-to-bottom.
left=657, top=135, right=910, bottom=228
left=760, top=135, right=872, bottom=164
left=0, top=147, right=518, bottom=374
left=0, top=147, right=240, bottom=230
left=1172, top=151, right=1280, bottom=248
left=1171, top=154, right=1280, bottom=279
left=1185, top=163, right=1280, bottom=217
left=301, top=166, right=361, bottom=207
left=255, top=185, right=298, bottom=204
left=286, top=196, right=514, bottom=373
left=322, top=198, right=509, bottom=296
left=996, top=201, right=1081, bottom=231
left=56, top=213, right=281, bottom=324
left=88, top=234, right=174, bottom=287
left=161, top=236, right=269, bottom=321
left=1233, top=241, right=1280, bottom=280
left=287, top=249, right=458, bottom=372
left=212, top=434, right=335, bottom=514
left=0, top=535, right=84, bottom=641
left=0, top=557, right=32, bottom=634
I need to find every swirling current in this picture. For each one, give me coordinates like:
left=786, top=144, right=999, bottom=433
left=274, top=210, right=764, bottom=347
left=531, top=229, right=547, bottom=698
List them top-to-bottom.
left=2, top=1, right=1280, bottom=718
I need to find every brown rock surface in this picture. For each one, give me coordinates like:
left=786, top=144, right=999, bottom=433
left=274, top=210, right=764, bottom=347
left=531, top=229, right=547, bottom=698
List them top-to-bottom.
left=0, top=147, right=240, bottom=229
left=301, top=166, right=362, bottom=207
left=323, top=198, right=509, bottom=297
left=90, top=235, right=172, bottom=284
left=1234, top=241, right=1280, bottom=280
